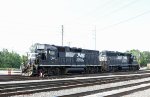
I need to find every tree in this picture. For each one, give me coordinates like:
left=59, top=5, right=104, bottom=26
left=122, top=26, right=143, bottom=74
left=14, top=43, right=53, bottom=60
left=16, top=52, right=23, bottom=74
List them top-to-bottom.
left=0, top=49, right=22, bottom=68
left=127, top=49, right=150, bottom=67
left=127, top=49, right=141, bottom=64
left=140, top=51, right=150, bottom=66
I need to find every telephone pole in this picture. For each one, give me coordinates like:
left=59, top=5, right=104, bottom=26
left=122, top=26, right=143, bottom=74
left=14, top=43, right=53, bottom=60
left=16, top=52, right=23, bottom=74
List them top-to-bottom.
left=62, top=25, right=64, bottom=46
left=94, top=25, right=96, bottom=50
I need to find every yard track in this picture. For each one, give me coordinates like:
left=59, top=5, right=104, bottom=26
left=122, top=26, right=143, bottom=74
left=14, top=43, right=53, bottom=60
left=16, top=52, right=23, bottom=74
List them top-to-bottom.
left=0, top=69, right=150, bottom=82
left=0, top=71, right=150, bottom=97
left=59, top=80, right=150, bottom=97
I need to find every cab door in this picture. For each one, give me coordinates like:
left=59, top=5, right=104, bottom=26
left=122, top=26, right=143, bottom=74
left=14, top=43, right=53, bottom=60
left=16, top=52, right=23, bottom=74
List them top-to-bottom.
left=48, top=49, right=58, bottom=65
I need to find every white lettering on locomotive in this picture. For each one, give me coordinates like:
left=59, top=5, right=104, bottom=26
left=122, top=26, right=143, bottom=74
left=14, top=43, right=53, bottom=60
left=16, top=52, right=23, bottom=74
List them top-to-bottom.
left=66, top=52, right=75, bottom=57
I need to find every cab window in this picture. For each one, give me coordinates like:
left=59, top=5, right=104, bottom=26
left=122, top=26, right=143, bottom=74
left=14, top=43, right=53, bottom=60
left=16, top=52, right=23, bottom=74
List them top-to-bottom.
left=37, top=50, right=47, bottom=60
left=49, top=50, right=55, bottom=56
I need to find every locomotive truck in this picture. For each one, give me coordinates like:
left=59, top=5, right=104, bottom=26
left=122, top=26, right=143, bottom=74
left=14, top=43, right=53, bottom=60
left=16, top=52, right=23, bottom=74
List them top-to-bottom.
left=22, top=43, right=140, bottom=76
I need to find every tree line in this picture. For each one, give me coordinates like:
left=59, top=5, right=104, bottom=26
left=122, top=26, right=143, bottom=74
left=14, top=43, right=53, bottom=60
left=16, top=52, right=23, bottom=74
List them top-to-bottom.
left=0, top=48, right=149, bottom=68
left=0, top=49, right=27, bottom=68
left=127, top=49, right=150, bottom=67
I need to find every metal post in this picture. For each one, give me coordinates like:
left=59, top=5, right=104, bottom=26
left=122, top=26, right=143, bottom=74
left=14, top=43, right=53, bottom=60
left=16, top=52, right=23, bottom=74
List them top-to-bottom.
left=62, top=25, right=64, bottom=46
left=94, top=25, right=96, bottom=50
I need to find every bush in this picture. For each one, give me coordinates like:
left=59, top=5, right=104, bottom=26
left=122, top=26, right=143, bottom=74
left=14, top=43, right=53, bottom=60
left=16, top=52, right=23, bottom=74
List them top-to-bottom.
left=0, top=49, right=22, bottom=68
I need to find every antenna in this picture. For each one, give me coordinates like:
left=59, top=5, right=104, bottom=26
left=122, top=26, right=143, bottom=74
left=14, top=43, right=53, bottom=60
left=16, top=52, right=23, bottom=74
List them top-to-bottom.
left=62, top=25, right=64, bottom=46
left=94, top=25, right=96, bottom=50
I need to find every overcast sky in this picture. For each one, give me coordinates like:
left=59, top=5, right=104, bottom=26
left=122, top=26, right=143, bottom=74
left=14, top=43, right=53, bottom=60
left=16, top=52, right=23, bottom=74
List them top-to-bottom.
left=0, top=0, right=150, bottom=55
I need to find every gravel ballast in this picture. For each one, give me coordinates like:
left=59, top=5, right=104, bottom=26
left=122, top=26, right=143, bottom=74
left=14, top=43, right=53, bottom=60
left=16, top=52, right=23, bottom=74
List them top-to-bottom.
left=1, top=73, right=150, bottom=84
left=12, top=77, right=150, bottom=97
left=122, top=88, right=150, bottom=97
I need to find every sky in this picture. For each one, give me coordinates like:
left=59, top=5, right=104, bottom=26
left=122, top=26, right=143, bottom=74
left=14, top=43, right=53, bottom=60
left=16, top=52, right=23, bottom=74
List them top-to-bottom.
left=0, top=0, right=150, bottom=55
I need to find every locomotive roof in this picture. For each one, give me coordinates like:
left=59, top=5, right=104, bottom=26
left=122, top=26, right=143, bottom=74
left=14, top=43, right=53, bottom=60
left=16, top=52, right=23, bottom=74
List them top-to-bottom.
left=35, top=43, right=99, bottom=53
left=35, top=43, right=132, bottom=55
left=35, top=43, right=57, bottom=50
left=101, top=50, right=131, bottom=56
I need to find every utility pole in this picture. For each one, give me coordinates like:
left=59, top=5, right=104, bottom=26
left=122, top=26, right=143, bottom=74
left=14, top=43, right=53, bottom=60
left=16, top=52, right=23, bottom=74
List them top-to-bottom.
left=62, top=25, right=64, bottom=46
left=94, top=25, right=96, bottom=50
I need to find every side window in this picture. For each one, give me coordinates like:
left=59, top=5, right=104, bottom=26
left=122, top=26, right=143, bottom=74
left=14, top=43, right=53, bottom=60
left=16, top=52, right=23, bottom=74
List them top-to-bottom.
left=40, top=50, right=47, bottom=60
left=49, top=50, right=55, bottom=56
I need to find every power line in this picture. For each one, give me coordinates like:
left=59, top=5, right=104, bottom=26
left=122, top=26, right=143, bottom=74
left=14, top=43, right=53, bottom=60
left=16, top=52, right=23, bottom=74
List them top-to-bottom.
left=69, top=0, right=118, bottom=25
left=69, top=0, right=140, bottom=26
left=81, top=0, right=139, bottom=21
left=85, top=0, right=115, bottom=16
left=91, top=0, right=141, bottom=24
left=97, top=0, right=140, bottom=18
left=99, top=10, right=150, bottom=31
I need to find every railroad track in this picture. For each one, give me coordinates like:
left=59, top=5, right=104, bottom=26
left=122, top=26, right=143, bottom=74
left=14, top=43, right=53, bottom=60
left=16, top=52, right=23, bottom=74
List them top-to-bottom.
left=1, top=69, right=150, bottom=82
left=1, top=73, right=150, bottom=97
left=60, top=80, right=150, bottom=97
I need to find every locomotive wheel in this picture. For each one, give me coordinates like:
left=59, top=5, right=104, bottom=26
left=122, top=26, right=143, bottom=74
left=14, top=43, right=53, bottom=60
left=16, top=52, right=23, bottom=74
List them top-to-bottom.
left=129, top=65, right=132, bottom=71
left=109, top=66, right=114, bottom=72
left=112, top=66, right=115, bottom=72
left=130, top=66, right=134, bottom=71
left=133, top=66, right=136, bottom=71
left=136, top=66, right=140, bottom=70
left=60, top=67, right=66, bottom=75
left=85, top=67, right=90, bottom=74
left=90, top=67, right=94, bottom=74
left=96, top=67, right=99, bottom=73
left=100, top=67, right=105, bottom=72
left=47, top=68, right=52, bottom=76
left=53, top=68, right=60, bottom=75
left=83, top=68, right=87, bottom=74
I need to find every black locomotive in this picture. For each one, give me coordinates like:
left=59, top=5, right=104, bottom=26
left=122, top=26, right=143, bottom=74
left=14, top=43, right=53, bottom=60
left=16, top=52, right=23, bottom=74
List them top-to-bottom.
left=22, top=43, right=140, bottom=76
